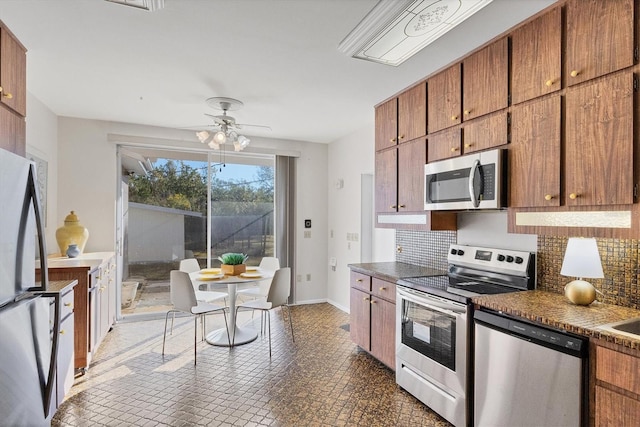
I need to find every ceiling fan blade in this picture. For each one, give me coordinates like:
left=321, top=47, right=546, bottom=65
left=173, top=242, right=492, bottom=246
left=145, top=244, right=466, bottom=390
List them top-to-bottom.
left=204, top=113, right=228, bottom=126
left=234, top=123, right=272, bottom=131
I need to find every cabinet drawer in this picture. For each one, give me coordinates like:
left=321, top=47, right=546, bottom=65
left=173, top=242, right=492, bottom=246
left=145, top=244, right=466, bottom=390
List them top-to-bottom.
left=350, top=271, right=371, bottom=292
left=371, top=278, right=395, bottom=303
left=60, top=290, right=74, bottom=320
left=596, top=346, right=640, bottom=395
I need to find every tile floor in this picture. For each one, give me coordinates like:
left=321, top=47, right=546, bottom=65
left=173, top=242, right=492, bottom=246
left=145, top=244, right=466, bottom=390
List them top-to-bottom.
left=52, top=303, right=451, bottom=426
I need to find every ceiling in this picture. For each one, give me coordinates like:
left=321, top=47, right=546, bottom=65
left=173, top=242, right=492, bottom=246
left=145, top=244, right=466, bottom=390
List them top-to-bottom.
left=0, top=0, right=556, bottom=145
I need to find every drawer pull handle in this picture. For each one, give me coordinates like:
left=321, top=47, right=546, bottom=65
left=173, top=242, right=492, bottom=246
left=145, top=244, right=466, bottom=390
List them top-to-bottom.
left=570, top=70, right=580, bottom=77
left=545, top=79, right=554, bottom=87
left=464, top=109, right=472, bottom=115
left=398, top=134, right=405, bottom=140
left=464, top=143, right=472, bottom=148
left=450, top=147, right=459, bottom=152
left=569, top=193, right=578, bottom=200
left=544, top=194, right=553, bottom=201
left=398, top=204, right=405, bottom=208
left=356, top=279, right=363, bottom=283
left=379, top=287, right=387, bottom=291
left=363, top=297, right=369, bottom=301
left=370, top=300, right=377, bottom=304
left=64, top=302, right=72, bottom=307
left=60, top=330, right=66, bottom=335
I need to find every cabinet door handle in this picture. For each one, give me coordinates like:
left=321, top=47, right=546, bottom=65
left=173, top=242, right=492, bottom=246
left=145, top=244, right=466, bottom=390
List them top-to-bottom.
left=570, top=70, right=580, bottom=77
left=545, top=79, right=554, bottom=87
left=0, top=86, right=13, bottom=99
left=464, top=109, right=472, bottom=115
left=451, top=115, right=458, bottom=121
left=398, top=134, right=405, bottom=140
left=389, top=138, right=396, bottom=143
left=464, top=143, right=472, bottom=148
left=450, top=147, right=459, bottom=152
left=569, top=193, right=579, bottom=200
left=544, top=194, right=553, bottom=201
left=398, top=204, right=405, bottom=208
left=390, top=205, right=397, bottom=209
left=356, top=279, right=363, bottom=283
left=379, top=287, right=387, bottom=291
left=363, top=297, right=369, bottom=301
left=370, top=300, right=377, bottom=304
left=60, top=330, right=66, bottom=335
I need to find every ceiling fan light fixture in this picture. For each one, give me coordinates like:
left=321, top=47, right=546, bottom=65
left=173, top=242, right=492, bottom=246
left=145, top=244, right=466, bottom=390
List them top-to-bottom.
left=196, top=130, right=210, bottom=144
left=213, top=130, right=227, bottom=144
left=235, top=135, right=250, bottom=152
left=207, top=140, right=220, bottom=150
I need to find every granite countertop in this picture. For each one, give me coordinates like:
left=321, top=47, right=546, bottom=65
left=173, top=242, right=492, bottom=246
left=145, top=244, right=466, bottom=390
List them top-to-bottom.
left=348, top=262, right=446, bottom=283
left=47, top=279, right=77, bottom=293
left=472, top=290, right=640, bottom=350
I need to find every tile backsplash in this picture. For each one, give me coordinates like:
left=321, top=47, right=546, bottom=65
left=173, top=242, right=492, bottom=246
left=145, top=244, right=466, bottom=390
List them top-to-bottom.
left=396, top=231, right=640, bottom=310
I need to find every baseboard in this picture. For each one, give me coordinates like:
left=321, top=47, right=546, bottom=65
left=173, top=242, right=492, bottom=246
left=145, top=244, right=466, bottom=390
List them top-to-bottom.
left=293, top=298, right=328, bottom=306
left=327, top=299, right=349, bottom=314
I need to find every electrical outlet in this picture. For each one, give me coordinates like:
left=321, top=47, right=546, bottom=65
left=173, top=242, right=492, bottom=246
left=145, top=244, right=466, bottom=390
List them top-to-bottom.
left=330, top=229, right=334, bottom=238
left=304, top=230, right=311, bottom=238
left=306, top=274, right=311, bottom=281
left=296, top=275, right=302, bottom=282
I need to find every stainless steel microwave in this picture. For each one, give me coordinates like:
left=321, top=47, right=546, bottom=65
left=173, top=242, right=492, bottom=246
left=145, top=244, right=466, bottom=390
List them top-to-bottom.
left=424, top=148, right=505, bottom=210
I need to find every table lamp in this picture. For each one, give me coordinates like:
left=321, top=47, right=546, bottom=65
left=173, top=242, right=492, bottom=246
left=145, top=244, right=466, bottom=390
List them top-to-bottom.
left=560, top=237, right=604, bottom=305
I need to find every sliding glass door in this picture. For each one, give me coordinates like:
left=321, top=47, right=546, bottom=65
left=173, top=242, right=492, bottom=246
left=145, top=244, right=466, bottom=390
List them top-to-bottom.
left=119, top=146, right=274, bottom=317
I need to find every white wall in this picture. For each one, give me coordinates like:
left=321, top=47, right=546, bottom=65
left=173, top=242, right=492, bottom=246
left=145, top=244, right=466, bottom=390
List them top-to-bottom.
left=25, top=93, right=59, bottom=254
left=55, top=117, right=329, bottom=303
left=327, top=125, right=395, bottom=312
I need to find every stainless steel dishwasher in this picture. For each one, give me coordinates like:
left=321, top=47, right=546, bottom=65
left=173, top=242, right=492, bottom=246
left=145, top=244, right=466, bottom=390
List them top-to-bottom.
left=473, top=310, right=588, bottom=427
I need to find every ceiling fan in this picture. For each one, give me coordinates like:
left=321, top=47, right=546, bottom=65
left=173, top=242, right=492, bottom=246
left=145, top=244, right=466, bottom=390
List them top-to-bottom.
left=195, top=97, right=270, bottom=152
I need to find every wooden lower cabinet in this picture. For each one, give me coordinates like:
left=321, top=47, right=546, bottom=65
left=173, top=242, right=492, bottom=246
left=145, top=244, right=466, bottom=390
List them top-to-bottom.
left=40, top=252, right=116, bottom=372
left=349, top=271, right=396, bottom=370
left=593, top=340, right=640, bottom=426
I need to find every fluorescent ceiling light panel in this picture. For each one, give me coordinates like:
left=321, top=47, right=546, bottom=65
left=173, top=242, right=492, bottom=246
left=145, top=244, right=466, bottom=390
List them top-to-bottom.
left=104, top=0, right=164, bottom=12
left=339, top=0, right=493, bottom=66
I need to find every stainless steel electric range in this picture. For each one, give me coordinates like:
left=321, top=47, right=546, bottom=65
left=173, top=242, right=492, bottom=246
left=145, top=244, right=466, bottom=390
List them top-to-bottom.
left=395, top=244, right=535, bottom=427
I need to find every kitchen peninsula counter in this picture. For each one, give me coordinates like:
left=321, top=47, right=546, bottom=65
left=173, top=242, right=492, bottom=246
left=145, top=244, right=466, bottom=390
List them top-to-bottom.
left=348, top=262, right=446, bottom=283
left=472, top=290, right=640, bottom=350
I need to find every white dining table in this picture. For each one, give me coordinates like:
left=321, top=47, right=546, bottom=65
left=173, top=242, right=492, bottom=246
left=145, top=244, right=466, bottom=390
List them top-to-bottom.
left=190, top=269, right=273, bottom=347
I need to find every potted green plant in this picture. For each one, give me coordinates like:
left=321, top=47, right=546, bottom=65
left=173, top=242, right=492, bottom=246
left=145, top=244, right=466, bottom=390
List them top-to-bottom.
left=218, top=252, right=248, bottom=276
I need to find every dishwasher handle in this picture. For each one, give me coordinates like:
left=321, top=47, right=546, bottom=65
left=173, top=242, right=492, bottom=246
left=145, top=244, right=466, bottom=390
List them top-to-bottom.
left=474, top=310, right=587, bottom=358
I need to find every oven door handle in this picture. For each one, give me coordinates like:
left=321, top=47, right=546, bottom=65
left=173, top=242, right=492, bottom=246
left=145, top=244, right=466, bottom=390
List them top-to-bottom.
left=397, top=288, right=466, bottom=316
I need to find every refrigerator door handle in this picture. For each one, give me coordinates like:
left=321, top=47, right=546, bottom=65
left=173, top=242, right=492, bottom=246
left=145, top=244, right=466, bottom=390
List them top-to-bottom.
left=27, top=164, right=48, bottom=292
left=34, top=291, right=60, bottom=418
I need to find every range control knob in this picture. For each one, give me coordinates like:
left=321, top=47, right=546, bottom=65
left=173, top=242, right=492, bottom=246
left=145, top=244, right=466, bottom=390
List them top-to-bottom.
left=450, top=249, right=458, bottom=255
left=457, top=250, right=465, bottom=256
left=497, top=254, right=506, bottom=262
left=506, top=256, right=515, bottom=263
left=515, top=256, right=524, bottom=264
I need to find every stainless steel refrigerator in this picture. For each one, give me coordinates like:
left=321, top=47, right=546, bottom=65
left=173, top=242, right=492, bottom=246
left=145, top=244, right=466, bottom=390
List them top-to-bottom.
left=0, top=148, right=60, bottom=425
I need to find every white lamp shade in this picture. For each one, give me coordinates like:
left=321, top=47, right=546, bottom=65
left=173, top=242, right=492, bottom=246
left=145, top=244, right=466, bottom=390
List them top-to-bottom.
left=560, top=237, right=604, bottom=279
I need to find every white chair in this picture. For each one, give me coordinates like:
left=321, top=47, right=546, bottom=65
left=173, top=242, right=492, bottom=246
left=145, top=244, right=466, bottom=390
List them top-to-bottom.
left=237, top=257, right=280, bottom=301
left=179, top=258, right=228, bottom=304
left=235, top=267, right=294, bottom=357
left=162, top=270, right=230, bottom=364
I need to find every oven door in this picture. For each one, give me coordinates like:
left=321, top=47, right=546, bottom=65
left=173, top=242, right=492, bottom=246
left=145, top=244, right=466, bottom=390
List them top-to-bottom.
left=396, top=286, right=469, bottom=427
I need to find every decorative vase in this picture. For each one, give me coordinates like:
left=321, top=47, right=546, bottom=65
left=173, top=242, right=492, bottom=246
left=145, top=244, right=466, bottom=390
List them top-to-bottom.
left=55, top=211, right=89, bottom=256
left=66, top=244, right=80, bottom=258
left=221, top=264, right=246, bottom=276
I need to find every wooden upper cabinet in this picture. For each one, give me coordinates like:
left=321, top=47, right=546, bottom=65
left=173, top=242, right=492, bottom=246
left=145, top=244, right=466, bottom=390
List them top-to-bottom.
left=566, top=0, right=634, bottom=86
left=511, top=7, right=561, bottom=104
left=0, top=26, right=26, bottom=117
left=463, top=38, right=509, bottom=120
left=428, top=64, right=461, bottom=133
left=565, top=72, right=634, bottom=206
left=398, top=82, right=426, bottom=143
left=509, top=96, right=561, bottom=207
left=375, top=98, right=398, bottom=151
left=0, top=105, right=25, bottom=156
left=462, top=113, right=508, bottom=154
left=428, top=128, right=461, bottom=162
left=397, top=138, right=426, bottom=212
left=375, top=148, right=397, bottom=214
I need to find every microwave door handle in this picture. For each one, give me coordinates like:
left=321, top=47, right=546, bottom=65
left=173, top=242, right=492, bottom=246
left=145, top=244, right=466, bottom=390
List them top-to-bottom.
left=468, top=159, right=480, bottom=208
